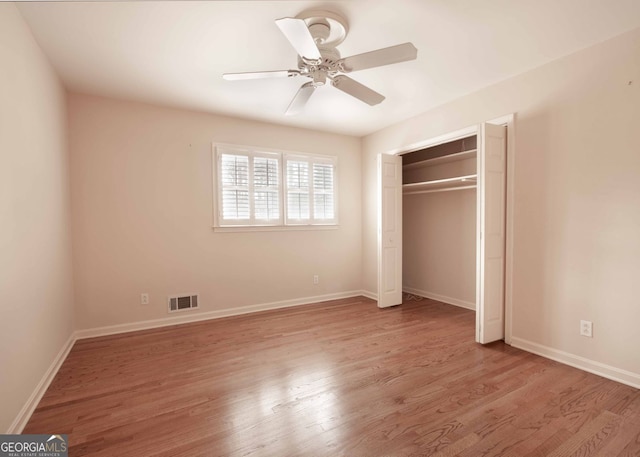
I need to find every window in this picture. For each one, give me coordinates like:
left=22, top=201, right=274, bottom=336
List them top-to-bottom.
left=215, top=145, right=337, bottom=229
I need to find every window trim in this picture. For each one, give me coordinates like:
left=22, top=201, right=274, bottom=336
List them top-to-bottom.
left=213, top=143, right=339, bottom=231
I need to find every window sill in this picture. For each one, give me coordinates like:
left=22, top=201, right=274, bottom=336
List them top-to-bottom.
left=212, top=224, right=339, bottom=233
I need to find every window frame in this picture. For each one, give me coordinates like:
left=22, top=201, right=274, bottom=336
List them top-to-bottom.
left=213, top=144, right=338, bottom=231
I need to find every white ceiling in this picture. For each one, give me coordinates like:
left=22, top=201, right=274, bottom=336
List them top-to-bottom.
left=17, top=0, right=640, bottom=137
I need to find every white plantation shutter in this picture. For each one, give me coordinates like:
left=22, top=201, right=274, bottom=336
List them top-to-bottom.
left=215, top=145, right=336, bottom=228
left=217, top=149, right=282, bottom=226
left=220, top=153, right=250, bottom=220
left=285, top=155, right=337, bottom=225
left=253, top=156, right=280, bottom=221
left=286, top=160, right=310, bottom=221
left=313, top=162, right=335, bottom=220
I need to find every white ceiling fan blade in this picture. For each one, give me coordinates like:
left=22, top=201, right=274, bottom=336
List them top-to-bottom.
left=275, top=17, right=322, bottom=62
left=340, top=43, right=418, bottom=72
left=223, top=70, right=299, bottom=81
left=331, top=75, right=385, bottom=106
left=285, top=82, right=315, bottom=116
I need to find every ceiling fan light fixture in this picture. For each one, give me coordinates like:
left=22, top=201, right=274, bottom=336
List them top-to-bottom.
left=311, top=70, right=327, bottom=87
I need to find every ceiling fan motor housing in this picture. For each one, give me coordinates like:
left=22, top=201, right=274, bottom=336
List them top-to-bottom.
left=298, top=46, right=342, bottom=85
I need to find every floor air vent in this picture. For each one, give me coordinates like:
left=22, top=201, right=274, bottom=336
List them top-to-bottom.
left=168, top=294, right=199, bottom=313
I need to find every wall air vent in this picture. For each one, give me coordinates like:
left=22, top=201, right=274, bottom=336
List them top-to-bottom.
left=168, top=294, right=199, bottom=313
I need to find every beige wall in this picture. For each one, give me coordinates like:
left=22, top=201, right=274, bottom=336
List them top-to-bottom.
left=0, top=4, right=75, bottom=432
left=363, top=28, right=640, bottom=376
left=69, top=94, right=362, bottom=330
left=403, top=190, right=476, bottom=308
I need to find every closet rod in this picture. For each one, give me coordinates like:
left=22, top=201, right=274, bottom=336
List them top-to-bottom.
left=404, top=185, right=477, bottom=195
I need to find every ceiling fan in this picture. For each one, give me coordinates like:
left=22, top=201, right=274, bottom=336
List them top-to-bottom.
left=222, top=10, right=418, bottom=115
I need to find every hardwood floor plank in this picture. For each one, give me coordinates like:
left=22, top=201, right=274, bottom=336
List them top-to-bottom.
left=23, top=296, right=640, bottom=456
left=545, top=411, right=621, bottom=457
left=596, top=418, right=640, bottom=456
left=523, top=428, right=576, bottom=457
left=617, top=430, right=640, bottom=457
left=430, top=432, right=481, bottom=457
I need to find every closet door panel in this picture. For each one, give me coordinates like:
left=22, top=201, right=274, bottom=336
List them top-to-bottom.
left=477, top=123, right=507, bottom=343
left=378, top=153, right=403, bottom=308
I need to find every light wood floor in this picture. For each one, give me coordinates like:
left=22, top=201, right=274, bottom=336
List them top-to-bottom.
left=25, top=296, right=640, bottom=456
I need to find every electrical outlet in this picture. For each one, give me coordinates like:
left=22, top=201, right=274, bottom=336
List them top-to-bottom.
left=313, top=275, right=319, bottom=285
left=141, top=293, right=149, bottom=305
left=580, top=320, right=593, bottom=338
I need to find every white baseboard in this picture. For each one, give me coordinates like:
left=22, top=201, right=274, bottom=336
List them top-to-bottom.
left=403, top=287, right=476, bottom=311
left=75, top=290, right=369, bottom=340
left=360, top=290, right=377, bottom=301
left=7, top=332, right=76, bottom=434
left=511, top=337, right=640, bottom=389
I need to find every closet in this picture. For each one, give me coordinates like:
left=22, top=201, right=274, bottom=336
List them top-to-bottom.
left=377, top=122, right=508, bottom=344
left=402, top=136, right=478, bottom=314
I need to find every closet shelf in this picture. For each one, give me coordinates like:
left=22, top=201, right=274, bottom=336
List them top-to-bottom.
left=403, top=149, right=477, bottom=170
left=403, top=174, right=477, bottom=194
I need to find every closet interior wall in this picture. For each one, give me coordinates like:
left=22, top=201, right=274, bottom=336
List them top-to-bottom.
left=402, top=136, right=478, bottom=310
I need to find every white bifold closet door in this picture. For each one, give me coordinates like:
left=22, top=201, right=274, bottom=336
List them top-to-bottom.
left=476, top=122, right=507, bottom=344
left=377, top=153, right=403, bottom=308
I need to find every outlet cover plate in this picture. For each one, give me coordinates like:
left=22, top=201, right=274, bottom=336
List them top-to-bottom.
left=580, top=320, right=593, bottom=337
